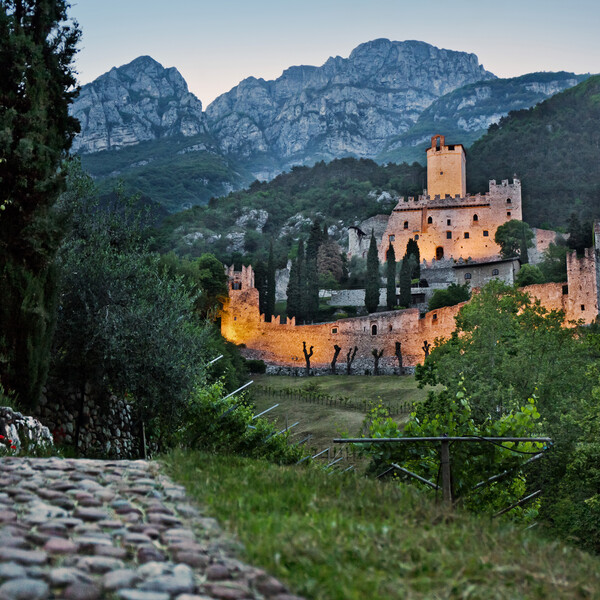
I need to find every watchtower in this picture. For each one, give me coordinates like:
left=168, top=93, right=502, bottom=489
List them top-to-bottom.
left=426, top=134, right=466, bottom=198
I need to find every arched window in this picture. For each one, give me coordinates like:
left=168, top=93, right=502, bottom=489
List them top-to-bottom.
left=507, top=198, right=512, bottom=204
left=473, top=214, right=478, bottom=221
left=427, top=216, right=433, bottom=224
left=403, top=221, right=409, bottom=229
left=436, top=246, right=444, bottom=260
left=492, top=268, right=499, bottom=276
left=464, top=273, right=472, bottom=280
left=371, top=324, right=378, bottom=335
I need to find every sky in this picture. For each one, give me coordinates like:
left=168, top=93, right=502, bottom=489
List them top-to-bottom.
left=70, top=0, right=600, bottom=107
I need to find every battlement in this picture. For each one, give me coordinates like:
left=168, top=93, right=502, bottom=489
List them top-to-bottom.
left=225, top=264, right=255, bottom=291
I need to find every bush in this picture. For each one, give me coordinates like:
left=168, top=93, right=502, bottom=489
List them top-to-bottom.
left=428, top=283, right=471, bottom=310
left=245, top=359, right=267, bottom=374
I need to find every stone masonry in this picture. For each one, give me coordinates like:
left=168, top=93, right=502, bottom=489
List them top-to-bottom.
left=0, top=457, right=303, bottom=600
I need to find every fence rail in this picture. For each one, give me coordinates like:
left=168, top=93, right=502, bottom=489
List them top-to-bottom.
left=253, top=385, right=414, bottom=416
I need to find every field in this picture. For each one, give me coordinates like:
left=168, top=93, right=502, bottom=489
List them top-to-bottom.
left=248, top=374, right=436, bottom=457
left=166, top=451, right=600, bottom=600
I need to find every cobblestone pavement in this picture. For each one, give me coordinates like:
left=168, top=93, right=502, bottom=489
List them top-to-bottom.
left=0, top=457, right=304, bottom=600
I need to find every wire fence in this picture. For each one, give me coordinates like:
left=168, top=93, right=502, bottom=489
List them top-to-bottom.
left=253, top=385, right=415, bottom=416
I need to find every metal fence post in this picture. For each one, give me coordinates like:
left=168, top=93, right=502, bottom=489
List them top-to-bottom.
left=440, top=439, right=452, bottom=505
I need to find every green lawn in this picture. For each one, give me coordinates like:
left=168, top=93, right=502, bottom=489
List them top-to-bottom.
left=249, top=374, right=435, bottom=456
left=165, top=451, right=600, bottom=600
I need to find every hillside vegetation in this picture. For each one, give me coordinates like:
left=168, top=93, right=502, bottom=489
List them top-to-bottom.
left=467, top=74, right=600, bottom=228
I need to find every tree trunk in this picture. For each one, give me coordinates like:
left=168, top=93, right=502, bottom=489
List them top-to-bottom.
left=331, top=344, right=342, bottom=374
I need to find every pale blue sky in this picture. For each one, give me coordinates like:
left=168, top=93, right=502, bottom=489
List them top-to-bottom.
left=70, top=0, right=599, bottom=106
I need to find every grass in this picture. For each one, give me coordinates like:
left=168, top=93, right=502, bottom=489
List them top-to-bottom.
left=249, top=374, right=435, bottom=454
left=165, top=451, right=600, bottom=600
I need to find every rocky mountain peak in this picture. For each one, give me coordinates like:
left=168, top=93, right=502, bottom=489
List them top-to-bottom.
left=71, top=56, right=206, bottom=154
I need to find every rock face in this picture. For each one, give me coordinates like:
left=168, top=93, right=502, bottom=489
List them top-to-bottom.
left=205, top=39, right=496, bottom=172
left=72, top=56, right=207, bottom=153
left=0, top=406, right=53, bottom=453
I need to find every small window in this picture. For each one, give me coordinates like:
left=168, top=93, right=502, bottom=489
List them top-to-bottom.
left=447, top=145, right=455, bottom=151
left=440, top=171, right=444, bottom=175
left=507, top=198, right=512, bottom=204
left=507, top=211, right=511, bottom=217
left=473, top=214, right=478, bottom=221
left=427, top=216, right=433, bottom=224
left=447, top=219, right=451, bottom=226
left=403, top=221, right=409, bottom=229
left=483, top=230, right=489, bottom=237
left=446, top=231, right=452, bottom=239
left=464, top=232, right=470, bottom=239
left=415, top=234, right=419, bottom=240
left=389, top=235, right=395, bottom=242
left=436, top=246, right=444, bottom=260
left=492, top=268, right=499, bottom=276
left=464, top=273, right=472, bottom=280
left=232, top=282, right=242, bottom=290
left=562, top=285, right=569, bottom=295
left=581, top=305, right=586, bottom=311
left=432, top=313, right=438, bottom=321
left=233, top=316, right=237, bottom=321
left=371, top=324, right=378, bottom=336
left=388, top=324, right=393, bottom=332
left=332, top=327, right=338, bottom=334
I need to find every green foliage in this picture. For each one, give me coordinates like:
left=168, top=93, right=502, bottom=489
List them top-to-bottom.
left=0, top=0, right=80, bottom=407
left=467, top=75, right=600, bottom=228
left=53, top=176, right=211, bottom=449
left=566, top=212, right=594, bottom=256
left=494, top=220, right=534, bottom=259
left=364, top=231, right=380, bottom=314
left=286, top=240, right=305, bottom=323
left=265, top=241, right=276, bottom=321
left=538, top=242, right=568, bottom=282
left=385, top=243, right=396, bottom=311
left=398, top=257, right=412, bottom=308
left=515, top=264, right=545, bottom=287
left=428, top=282, right=471, bottom=310
left=175, top=380, right=304, bottom=464
left=359, top=389, right=543, bottom=519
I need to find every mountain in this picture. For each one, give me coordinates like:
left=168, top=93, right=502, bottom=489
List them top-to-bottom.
left=205, top=39, right=496, bottom=177
left=71, top=56, right=207, bottom=154
left=377, top=71, right=590, bottom=165
left=466, top=75, right=600, bottom=228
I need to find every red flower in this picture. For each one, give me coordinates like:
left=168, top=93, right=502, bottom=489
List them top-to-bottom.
left=0, top=435, right=4, bottom=439
left=10, top=445, right=16, bottom=450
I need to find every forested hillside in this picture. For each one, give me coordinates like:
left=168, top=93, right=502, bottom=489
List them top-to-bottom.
left=467, top=75, right=600, bottom=228
left=153, top=158, right=425, bottom=265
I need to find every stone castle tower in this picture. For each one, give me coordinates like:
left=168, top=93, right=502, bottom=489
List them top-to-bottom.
left=426, top=134, right=466, bottom=198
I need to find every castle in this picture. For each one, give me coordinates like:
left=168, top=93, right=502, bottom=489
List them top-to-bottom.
left=349, top=134, right=521, bottom=265
left=220, top=135, right=600, bottom=374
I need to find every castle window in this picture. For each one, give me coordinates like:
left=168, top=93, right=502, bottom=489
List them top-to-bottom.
left=447, top=145, right=455, bottom=150
left=440, top=171, right=444, bottom=175
left=507, top=198, right=512, bottom=204
left=507, top=211, right=512, bottom=217
left=473, top=214, right=478, bottom=221
left=427, top=216, right=433, bottom=224
left=447, top=219, right=451, bottom=225
left=404, top=221, right=409, bottom=229
left=483, top=230, right=489, bottom=237
left=446, top=231, right=452, bottom=239
left=464, top=232, right=470, bottom=239
left=415, top=234, right=419, bottom=240
left=389, top=235, right=395, bottom=242
left=436, top=246, right=444, bottom=260
left=492, top=268, right=499, bottom=276
left=464, top=273, right=472, bottom=280
left=232, top=282, right=242, bottom=290
left=563, top=285, right=569, bottom=295
left=581, top=305, right=586, bottom=311
left=432, top=313, right=438, bottom=321
left=233, top=317, right=237, bottom=321
left=371, top=324, right=378, bottom=335
left=388, top=324, right=393, bottom=332
left=332, top=327, right=338, bottom=334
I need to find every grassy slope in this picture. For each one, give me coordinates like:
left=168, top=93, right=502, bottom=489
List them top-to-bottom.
left=166, top=451, right=600, bottom=600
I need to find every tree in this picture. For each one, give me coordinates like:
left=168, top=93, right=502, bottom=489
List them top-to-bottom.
left=0, top=0, right=80, bottom=407
left=566, top=212, right=593, bottom=257
left=494, top=221, right=534, bottom=259
left=305, top=223, right=322, bottom=322
left=365, top=231, right=380, bottom=314
left=405, top=238, right=421, bottom=280
left=286, top=240, right=305, bottom=323
left=538, top=242, right=568, bottom=282
left=385, top=243, right=396, bottom=310
left=398, top=257, right=412, bottom=308
left=515, top=264, right=544, bottom=287
left=428, top=282, right=471, bottom=310
left=302, top=341, right=313, bottom=376
left=331, top=344, right=341, bottom=375
left=346, top=346, right=358, bottom=375
left=371, top=348, right=383, bottom=375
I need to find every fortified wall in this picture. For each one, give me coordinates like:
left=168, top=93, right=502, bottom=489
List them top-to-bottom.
left=221, top=240, right=600, bottom=373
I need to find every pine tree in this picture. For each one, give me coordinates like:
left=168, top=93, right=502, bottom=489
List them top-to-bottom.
left=0, top=1, right=80, bottom=407
left=365, top=231, right=380, bottom=314
left=265, top=240, right=276, bottom=321
left=386, top=243, right=396, bottom=310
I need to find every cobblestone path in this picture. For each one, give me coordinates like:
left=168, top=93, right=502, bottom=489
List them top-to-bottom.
left=0, top=457, right=304, bottom=600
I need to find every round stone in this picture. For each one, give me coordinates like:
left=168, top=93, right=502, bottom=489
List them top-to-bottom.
left=43, top=537, right=79, bottom=554
left=0, top=562, right=27, bottom=579
left=102, top=569, right=141, bottom=591
left=0, top=578, right=49, bottom=600
left=63, top=582, right=101, bottom=600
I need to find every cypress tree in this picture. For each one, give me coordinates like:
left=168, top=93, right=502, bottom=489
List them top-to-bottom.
left=0, top=0, right=80, bottom=407
left=305, top=222, right=322, bottom=322
left=365, top=231, right=380, bottom=314
left=406, top=238, right=421, bottom=280
left=265, top=240, right=276, bottom=321
left=386, top=243, right=396, bottom=310
left=286, top=257, right=299, bottom=321
left=398, top=258, right=412, bottom=308
left=253, top=260, right=268, bottom=317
